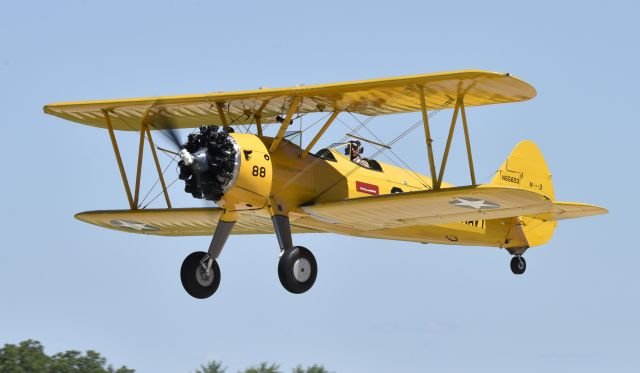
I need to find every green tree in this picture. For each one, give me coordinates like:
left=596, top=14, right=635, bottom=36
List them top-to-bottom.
left=0, top=340, right=134, bottom=373
left=0, top=340, right=50, bottom=373
left=195, top=360, right=226, bottom=373
left=196, top=361, right=332, bottom=373
left=241, top=362, right=281, bottom=373
left=292, top=364, right=332, bottom=373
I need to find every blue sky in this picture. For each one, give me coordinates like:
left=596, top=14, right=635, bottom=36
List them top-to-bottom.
left=1, top=1, right=638, bottom=372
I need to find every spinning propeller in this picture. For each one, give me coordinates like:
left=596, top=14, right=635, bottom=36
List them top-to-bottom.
left=152, top=116, right=240, bottom=202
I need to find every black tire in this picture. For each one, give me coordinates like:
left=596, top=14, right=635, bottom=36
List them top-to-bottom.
left=278, top=246, right=317, bottom=294
left=181, top=251, right=221, bottom=299
left=510, top=256, right=526, bottom=275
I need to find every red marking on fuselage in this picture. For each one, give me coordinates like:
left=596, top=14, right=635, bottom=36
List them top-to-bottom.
left=356, top=181, right=379, bottom=195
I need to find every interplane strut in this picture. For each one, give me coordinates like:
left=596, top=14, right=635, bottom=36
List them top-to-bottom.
left=418, top=91, right=476, bottom=189
left=102, top=110, right=173, bottom=210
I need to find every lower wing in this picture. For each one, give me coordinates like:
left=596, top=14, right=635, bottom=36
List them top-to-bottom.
left=301, top=185, right=607, bottom=231
left=75, top=208, right=320, bottom=236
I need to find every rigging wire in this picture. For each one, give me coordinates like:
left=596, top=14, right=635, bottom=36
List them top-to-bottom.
left=273, top=86, right=414, bottom=193
left=139, top=91, right=454, bottom=208
left=139, top=98, right=307, bottom=208
left=343, top=98, right=453, bottom=188
left=312, top=99, right=453, bottom=200
left=273, top=112, right=377, bottom=193
left=301, top=112, right=331, bottom=134
left=345, top=112, right=430, bottom=187
left=337, top=115, right=429, bottom=189
left=244, top=116, right=255, bottom=134
left=139, top=125, right=199, bottom=208
left=137, top=152, right=178, bottom=208
left=142, top=176, right=179, bottom=209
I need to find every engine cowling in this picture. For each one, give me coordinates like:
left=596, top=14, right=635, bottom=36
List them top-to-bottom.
left=178, top=126, right=272, bottom=210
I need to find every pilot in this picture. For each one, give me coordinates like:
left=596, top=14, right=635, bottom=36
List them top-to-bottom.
left=347, top=140, right=370, bottom=168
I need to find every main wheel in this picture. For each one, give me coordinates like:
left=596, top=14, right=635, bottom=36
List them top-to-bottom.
left=278, top=246, right=317, bottom=294
left=181, top=251, right=221, bottom=299
left=510, top=256, right=526, bottom=275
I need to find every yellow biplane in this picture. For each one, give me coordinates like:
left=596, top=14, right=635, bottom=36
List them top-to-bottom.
left=44, top=70, right=607, bottom=298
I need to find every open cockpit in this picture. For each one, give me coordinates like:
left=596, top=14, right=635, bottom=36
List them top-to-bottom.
left=313, top=142, right=383, bottom=172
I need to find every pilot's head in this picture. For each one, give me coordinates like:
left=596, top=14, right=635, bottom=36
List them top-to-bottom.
left=348, top=140, right=363, bottom=159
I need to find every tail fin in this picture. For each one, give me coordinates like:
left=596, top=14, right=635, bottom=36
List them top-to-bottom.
left=491, top=140, right=555, bottom=200
left=491, top=141, right=557, bottom=248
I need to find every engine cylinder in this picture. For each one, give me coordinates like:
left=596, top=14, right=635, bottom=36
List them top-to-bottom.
left=178, top=126, right=241, bottom=201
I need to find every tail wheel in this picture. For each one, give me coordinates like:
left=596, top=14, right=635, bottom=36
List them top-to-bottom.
left=278, top=246, right=317, bottom=294
left=181, top=251, right=221, bottom=299
left=510, top=256, right=526, bottom=275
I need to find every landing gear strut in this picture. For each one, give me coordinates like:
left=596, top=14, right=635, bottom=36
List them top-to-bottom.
left=180, top=215, right=317, bottom=298
left=272, top=215, right=317, bottom=294
left=180, top=220, right=235, bottom=299
left=510, top=255, right=526, bottom=275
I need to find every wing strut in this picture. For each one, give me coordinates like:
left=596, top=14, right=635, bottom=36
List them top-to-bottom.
left=418, top=85, right=438, bottom=189
left=419, top=94, right=477, bottom=190
left=270, top=97, right=302, bottom=152
left=460, top=99, right=476, bottom=185
left=254, top=100, right=270, bottom=136
left=437, top=100, right=461, bottom=188
left=215, top=102, right=230, bottom=131
left=104, top=109, right=135, bottom=209
left=102, top=110, right=173, bottom=210
left=300, top=111, right=340, bottom=159
left=133, top=121, right=147, bottom=207
left=145, top=127, right=172, bottom=208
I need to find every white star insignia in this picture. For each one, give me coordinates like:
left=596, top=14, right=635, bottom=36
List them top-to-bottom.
left=450, top=197, right=500, bottom=210
left=110, top=219, right=159, bottom=231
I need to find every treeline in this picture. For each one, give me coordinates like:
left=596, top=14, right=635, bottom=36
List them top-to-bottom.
left=0, top=340, right=331, bottom=373
left=195, top=361, right=330, bottom=373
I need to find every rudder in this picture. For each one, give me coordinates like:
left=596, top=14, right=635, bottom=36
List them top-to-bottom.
left=490, top=140, right=555, bottom=200
left=492, top=141, right=557, bottom=248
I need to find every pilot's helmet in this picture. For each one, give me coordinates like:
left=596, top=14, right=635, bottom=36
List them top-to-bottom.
left=345, top=140, right=364, bottom=156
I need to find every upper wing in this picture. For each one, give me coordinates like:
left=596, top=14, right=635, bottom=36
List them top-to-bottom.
left=43, top=70, right=536, bottom=131
left=301, top=186, right=602, bottom=231
left=75, top=208, right=320, bottom=236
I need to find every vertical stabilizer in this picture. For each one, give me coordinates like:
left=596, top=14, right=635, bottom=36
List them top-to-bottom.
left=491, top=140, right=555, bottom=200
left=492, top=141, right=557, bottom=248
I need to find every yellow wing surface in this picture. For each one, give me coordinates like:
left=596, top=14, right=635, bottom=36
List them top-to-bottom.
left=43, top=70, right=536, bottom=131
left=300, top=186, right=607, bottom=231
left=75, top=189, right=607, bottom=237
left=75, top=208, right=321, bottom=236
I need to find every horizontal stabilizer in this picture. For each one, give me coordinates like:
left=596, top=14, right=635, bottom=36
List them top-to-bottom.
left=528, top=202, right=608, bottom=221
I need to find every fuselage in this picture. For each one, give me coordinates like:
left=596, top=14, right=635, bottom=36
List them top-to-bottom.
left=216, top=133, right=529, bottom=249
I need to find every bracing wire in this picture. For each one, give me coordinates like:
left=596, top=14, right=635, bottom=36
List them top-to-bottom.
left=274, top=87, right=415, bottom=193
left=311, top=99, right=453, bottom=200
left=273, top=112, right=378, bottom=193
left=337, top=115, right=430, bottom=189
left=139, top=125, right=200, bottom=208
left=138, top=153, right=178, bottom=208
left=142, top=177, right=179, bottom=209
